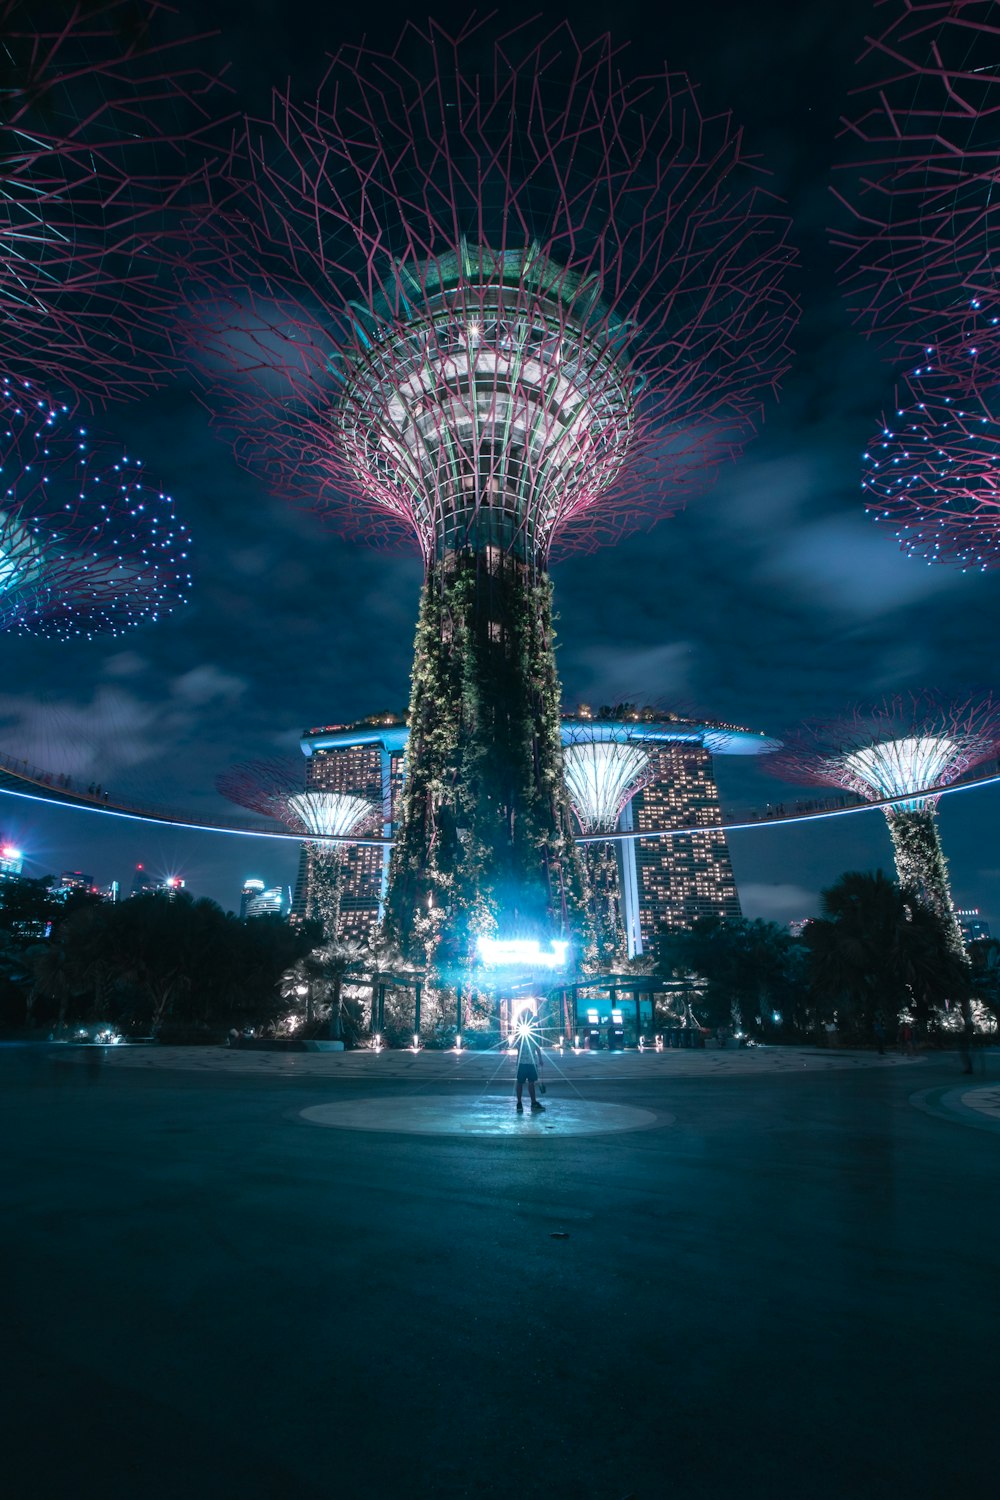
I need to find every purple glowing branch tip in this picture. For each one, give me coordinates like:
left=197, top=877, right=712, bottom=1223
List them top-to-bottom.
left=179, top=21, right=797, bottom=559
left=0, top=375, right=192, bottom=638
left=861, top=392, right=1000, bottom=567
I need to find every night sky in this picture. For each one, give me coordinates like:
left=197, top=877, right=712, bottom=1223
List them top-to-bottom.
left=4, top=0, right=999, bottom=928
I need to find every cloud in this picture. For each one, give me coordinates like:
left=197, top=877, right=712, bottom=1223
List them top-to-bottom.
left=762, top=514, right=962, bottom=616
left=563, top=640, right=694, bottom=706
left=102, top=652, right=148, bottom=679
left=170, top=665, right=249, bottom=706
left=0, top=686, right=161, bottom=778
left=738, top=881, right=820, bottom=923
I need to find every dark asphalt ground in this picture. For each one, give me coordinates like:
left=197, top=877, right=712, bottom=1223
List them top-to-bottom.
left=2, top=1047, right=997, bottom=1500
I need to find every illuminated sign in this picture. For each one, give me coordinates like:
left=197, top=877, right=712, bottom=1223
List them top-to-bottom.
left=476, top=936, right=570, bottom=969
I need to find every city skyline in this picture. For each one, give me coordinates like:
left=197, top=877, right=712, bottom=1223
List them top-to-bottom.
left=2, top=0, right=999, bottom=930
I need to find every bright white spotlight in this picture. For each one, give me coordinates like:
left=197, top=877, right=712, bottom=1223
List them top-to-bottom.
left=476, top=936, right=570, bottom=968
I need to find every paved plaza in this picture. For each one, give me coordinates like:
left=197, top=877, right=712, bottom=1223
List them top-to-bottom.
left=3, top=1041, right=997, bottom=1499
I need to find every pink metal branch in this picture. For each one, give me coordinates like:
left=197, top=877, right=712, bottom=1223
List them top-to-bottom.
left=1, top=0, right=230, bottom=406
left=833, top=2, right=1000, bottom=368
left=178, top=22, right=797, bottom=559
left=862, top=389, right=1000, bottom=566
left=771, top=691, right=1000, bottom=798
left=215, top=758, right=309, bottom=824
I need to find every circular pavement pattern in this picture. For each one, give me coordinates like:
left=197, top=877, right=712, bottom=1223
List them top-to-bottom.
left=910, top=1082, right=1000, bottom=1134
left=299, top=1094, right=666, bottom=1137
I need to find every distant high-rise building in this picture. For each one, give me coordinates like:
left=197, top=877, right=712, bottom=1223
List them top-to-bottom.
left=292, top=710, right=770, bottom=954
left=559, top=712, right=772, bottom=958
left=293, top=717, right=407, bottom=943
left=628, top=743, right=743, bottom=949
left=0, top=842, right=24, bottom=880
left=130, top=864, right=159, bottom=897
left=57, top=870, right=93, bottom=893
left=240, top=877, right=266, bottom=919
left=245, top=885, right=291, bottom=920
left=956, top=908, right=991, bottom=943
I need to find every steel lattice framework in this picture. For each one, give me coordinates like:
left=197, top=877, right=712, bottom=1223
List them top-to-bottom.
left=2, top=0, right=225, bottom=406
left=833, top=1, right=1000, bottom=369
left=184, top=20, right=797, bottom=558
left=0, top=375, right=191, bottom=637
left=862, top=393, right=1000, bottom=565
left=772, top=692, right=1000, bottom=952
left=773, top=693, right=1000, bottom=807
left=561, top=727, right=656, bottom=835
left=217, top=758, right=376, bottom=940
left=216, top=759, right=373, bottom=840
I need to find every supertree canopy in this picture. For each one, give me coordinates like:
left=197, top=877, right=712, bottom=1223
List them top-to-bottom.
left=2, top=0, right=225, bottom=406
left=833, top=1, right=1000, bottom=365
left=834, top=4, right=1000, bottom=565
left=187, top=21, right=797, bottom=968
left=0, top=375, right=191, bottom=636
left=862, top=394, right=1000, bottom=566
left=772, top=693, right=1000, bottom=954
left=561, top=720, right=657, bottom=963
left=562, top=738, right=654, bottom=835
left=216, top=758, right=374, bottom=939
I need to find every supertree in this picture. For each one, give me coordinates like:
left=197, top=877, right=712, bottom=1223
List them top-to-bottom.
left=2, top=0, right=225, bottom=407
left=833, top=0, right=1000, bottom=372
left=833, top=4, right=1000, bottom=565
left=184, top=21, right=797, bottom=969
left=0, top=374, right=191, bottom=636
left=862, top=392, right=1000, bottom=566
left=771, top=693, right=1000, bottom=955
left=560, top=719, right=658, bottom=963
left=216, top=759, right=374, bottom=940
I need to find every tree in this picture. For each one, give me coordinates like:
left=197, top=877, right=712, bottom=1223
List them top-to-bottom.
left=804, top=870, right=968, bottom=1041
left=658, top=916, right=805, bottom=1033
left=967, top=939, right=1000, bottom=1034
left=308, top=941, right=366, bottom=1041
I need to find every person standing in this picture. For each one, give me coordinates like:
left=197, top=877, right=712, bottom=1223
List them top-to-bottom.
left=873, top=1014, right=886, bottom=1056
left=515, top=1026, right=545, bottom=1113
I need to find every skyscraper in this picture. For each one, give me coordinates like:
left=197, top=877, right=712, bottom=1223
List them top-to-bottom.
left=293, top=711, right=771, bottom=954
left=561, top=712, right=776, bottom=956
left=292, top=718, right=407, bottom=944
left=627, top=744, right=743, bottom=950
left=130, top=864, right=158, bottom=898
left=239, top=878, right=265, bottom=920
left=245, top=885, right=291, bottom=920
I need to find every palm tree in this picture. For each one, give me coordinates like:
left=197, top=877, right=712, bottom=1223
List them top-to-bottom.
left=362, top=932, right=412, bottom=1036
left=311, top=941, right=366, bottom=1040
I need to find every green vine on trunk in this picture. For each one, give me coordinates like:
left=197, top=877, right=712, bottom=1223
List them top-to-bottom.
left=383, top=550, right=591, bottom=973
left=886, top=808, right=968, bottom=960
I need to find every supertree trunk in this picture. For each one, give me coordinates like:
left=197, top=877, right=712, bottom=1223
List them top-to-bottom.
left=384, top=552, right=588, bottom=971
left=885, top=809, right=967, bottom=959
left=582, top=842, right=627, bottom=967
left=306, top=846, right=345, bottom=943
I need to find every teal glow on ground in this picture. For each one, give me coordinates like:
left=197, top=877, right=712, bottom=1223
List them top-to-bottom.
left=3, top=1041, right=995, bottom=1499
